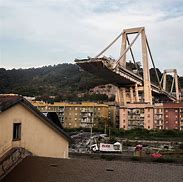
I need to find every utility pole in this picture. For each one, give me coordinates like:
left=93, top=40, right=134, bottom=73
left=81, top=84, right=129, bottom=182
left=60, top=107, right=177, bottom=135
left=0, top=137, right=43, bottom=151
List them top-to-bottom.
left=90, top=106, right=94, bottom=152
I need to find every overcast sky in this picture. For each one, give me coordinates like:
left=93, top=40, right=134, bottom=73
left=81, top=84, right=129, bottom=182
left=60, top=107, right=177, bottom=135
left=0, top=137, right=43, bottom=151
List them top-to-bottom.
left=0, top=0, right=183, bottom=75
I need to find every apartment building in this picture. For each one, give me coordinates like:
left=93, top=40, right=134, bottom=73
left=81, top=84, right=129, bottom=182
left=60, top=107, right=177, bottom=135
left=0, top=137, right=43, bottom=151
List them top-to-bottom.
left=32, top=102, right=110, bottom=128
left=119, top=102, right=183, bottom=130
left=119, top=103, right=154, bottom=130
left=162, top=103, right=183, bottom=130
left=154, top=104, right=164, bottom=130
left=180, top=107, right=183, bottom=130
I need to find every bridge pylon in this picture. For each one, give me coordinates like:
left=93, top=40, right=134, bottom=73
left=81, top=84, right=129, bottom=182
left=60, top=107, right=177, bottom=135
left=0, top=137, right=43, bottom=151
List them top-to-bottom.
left=117, top=27, right=152, bottom=105
left=161, top=69, right=180, bottom=102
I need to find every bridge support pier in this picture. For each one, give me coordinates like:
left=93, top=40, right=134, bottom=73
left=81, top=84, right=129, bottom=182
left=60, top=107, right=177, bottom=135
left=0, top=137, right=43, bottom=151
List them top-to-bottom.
left=141, top=28, right=152, bottom=104
left=161, top=69, right=180, bottom=102
left=135, top=84, right=139, bottom=102
left=115, top=87, right=127, bottom=106
left=130, top=87, right=134, bottom=103
left=122, top=88, right=127, bottom=105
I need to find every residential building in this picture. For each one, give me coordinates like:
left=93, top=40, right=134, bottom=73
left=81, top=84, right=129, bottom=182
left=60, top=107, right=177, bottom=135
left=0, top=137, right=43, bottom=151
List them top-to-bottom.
left=0, top=96, right=70, bottom=159
left=32, top=101, right=109, bottom=128
left=119, top=102, right=183, bottom=130
left=119, top=103, right=154, bottom=130
left=162, top=103, right=183, bottom=130
left=108, top=104, right=119, bottom=128
left=154, top=104, right=164, bottom=130
left=180, top=107, right=183, bottom=130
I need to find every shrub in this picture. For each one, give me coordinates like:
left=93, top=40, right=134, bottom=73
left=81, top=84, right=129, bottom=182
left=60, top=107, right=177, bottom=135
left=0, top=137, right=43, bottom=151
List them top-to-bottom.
left=131, top=156, right=141, bottom=161
left=152, top=157, right=175, bottom=163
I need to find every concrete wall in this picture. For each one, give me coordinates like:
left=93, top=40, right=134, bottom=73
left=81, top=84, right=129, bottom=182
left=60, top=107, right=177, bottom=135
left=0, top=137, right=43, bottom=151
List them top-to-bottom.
left=0, top=104, right=68, bottom=158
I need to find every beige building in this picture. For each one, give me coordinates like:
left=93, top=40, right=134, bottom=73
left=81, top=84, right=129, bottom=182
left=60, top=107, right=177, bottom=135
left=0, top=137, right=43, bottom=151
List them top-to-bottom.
left=0, top=96, right=70, bottom=159
left=32, top=101, right=109, bottom=128
left=119, top=102, right=183, bottom=130
left=119, top=103, right=154, bottom=130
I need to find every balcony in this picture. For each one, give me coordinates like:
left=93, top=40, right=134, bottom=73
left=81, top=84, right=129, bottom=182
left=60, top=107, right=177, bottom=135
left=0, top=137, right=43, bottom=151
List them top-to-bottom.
left=80, top=108, right=93, bottom=112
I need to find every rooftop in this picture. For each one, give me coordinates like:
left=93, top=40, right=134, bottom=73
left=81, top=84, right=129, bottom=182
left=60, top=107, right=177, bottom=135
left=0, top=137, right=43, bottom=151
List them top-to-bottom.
left=0, top=95, right=71, bottom=142
left=31, top=101, right=109, bottom=107
left=2, top=157, right=183, bottom=182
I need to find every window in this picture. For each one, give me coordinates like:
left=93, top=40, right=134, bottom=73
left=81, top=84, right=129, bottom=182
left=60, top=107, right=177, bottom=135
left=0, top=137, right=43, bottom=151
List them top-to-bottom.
left=13, top=123, right=21, bottom=140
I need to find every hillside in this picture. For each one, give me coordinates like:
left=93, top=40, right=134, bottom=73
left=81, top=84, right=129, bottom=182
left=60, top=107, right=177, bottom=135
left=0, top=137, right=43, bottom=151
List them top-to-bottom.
left=0, top=63, right=182, bottom=101
left=0, top=64, right=108, bottom=100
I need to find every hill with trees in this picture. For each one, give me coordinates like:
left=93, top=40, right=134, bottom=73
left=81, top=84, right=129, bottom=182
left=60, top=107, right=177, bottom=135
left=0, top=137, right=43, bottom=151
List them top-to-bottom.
left=0, top=63, right=182, bottom=101
left=0, top=64, right=108, bottom=101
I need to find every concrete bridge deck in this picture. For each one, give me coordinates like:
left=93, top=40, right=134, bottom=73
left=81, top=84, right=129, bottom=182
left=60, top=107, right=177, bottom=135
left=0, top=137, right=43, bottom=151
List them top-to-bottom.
left=75, top=57, right=176, bottom=101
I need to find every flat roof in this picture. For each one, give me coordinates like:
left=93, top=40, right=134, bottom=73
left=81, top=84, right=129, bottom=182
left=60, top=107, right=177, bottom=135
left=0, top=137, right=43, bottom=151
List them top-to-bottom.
left=31, top=101, right=109, bottom=107
left=2, top=157, right=183, bottom=182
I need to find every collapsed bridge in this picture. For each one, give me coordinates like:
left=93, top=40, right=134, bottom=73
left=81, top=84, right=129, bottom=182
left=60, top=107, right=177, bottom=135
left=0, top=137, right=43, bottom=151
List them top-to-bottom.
left=75, top=27, right=180, bottom=105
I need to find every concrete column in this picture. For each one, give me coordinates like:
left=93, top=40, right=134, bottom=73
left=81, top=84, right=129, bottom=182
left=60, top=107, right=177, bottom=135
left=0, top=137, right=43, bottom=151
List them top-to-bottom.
left=141, top=29, right=152, bottom=104
left=119, top=31, right=127, bottom=67
left=174, top=71, right=180, bottom=102
left=163, top=72, right=167, bottom=90
left=135, top=84, right=139, bottom=102
left=115, top=87, right=122, bottom=105
left=130, top=87, right=134, bottom=103
left=122, top=88, right=127, bottom=105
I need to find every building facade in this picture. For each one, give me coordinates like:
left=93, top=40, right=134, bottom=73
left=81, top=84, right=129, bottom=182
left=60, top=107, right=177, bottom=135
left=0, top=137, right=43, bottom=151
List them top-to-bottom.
left=0, top=96, right=70, bottom=159
left=32, top=100, right=183, bottom=130
left=32, top=102, right=110, bottom=128
left=119, top=102, right=183, bottom=130
left=119, top=103, right=154, bottom=130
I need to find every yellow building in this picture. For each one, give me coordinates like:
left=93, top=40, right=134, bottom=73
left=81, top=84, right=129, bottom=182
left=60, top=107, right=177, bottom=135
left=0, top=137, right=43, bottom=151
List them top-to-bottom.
left=0, top=96, right=70, bottom=159
left=32, top=101, right=109, bottom=128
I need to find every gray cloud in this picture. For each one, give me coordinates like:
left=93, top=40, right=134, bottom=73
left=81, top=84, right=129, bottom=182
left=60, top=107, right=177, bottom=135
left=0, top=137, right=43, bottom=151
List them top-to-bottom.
left=0, top=0, right=183, bottom=75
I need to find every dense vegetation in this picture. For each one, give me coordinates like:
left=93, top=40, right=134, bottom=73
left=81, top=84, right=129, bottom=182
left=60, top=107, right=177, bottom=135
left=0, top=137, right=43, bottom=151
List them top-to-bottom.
left=0, top=63, right=182, bottom=101
left=0, top=64, right=108, bottom=101
left=65, top=127, right=183, bottom=141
